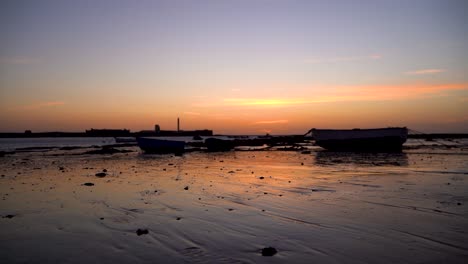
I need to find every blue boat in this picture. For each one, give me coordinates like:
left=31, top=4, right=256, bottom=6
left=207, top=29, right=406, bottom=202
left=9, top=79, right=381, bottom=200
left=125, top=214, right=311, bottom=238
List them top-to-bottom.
left=136, top=137, right=185, bottom=154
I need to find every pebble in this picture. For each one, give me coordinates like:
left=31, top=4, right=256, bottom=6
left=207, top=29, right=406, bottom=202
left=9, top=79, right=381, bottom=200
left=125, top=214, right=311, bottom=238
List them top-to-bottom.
left=95, top=172, right=107, bottom=177
left=83, top=183, right=95, bottom=186
left=136, top=229, right=149, bottom=236
left=261, top=247, right=277, bottom=256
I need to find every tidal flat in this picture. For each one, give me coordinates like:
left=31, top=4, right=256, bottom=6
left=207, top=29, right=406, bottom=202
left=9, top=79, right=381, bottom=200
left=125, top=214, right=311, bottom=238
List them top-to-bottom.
left=1, top=146, right=467, bottom=263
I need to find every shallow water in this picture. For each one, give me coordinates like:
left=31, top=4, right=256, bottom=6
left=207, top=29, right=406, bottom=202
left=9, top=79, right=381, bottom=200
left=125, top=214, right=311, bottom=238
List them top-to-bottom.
left=1, top=143, right=467, bottom=263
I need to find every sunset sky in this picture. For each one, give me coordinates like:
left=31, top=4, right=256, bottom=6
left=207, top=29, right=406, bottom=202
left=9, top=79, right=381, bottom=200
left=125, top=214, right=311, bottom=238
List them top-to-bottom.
left=1, top=0, right=467, bottom=134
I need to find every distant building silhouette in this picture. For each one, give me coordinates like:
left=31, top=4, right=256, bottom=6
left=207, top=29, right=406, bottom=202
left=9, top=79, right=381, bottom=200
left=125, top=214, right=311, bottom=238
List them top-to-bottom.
left=85, top=128, right=130, bottom=137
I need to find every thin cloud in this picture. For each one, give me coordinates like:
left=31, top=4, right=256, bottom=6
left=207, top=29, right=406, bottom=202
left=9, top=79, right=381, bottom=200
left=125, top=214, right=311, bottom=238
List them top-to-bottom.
left=304, top=54, right=382, bottom=64
left=1, top=56, right=41, bottom=65
left=405, top=69, right=445, bottom=75
left=193, top=82, right=468, bottom=108
left=18, top=101, right=65, bottom=110
left=184, top=111, right=201, bottom=116
left=254, top=120, right=288, bottom=125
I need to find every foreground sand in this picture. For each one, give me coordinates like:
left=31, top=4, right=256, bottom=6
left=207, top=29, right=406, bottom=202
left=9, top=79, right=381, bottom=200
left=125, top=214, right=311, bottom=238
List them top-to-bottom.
left=1, top=148, right=467, bottom=263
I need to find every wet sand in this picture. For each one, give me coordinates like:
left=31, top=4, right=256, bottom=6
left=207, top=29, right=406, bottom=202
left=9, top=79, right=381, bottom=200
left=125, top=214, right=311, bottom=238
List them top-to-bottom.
left=1, top=148, right=467, bottom=263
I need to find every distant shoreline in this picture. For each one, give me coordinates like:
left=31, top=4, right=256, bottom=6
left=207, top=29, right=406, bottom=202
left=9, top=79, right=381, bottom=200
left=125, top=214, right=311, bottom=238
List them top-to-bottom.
left=0, top=132, right=467, bottom=139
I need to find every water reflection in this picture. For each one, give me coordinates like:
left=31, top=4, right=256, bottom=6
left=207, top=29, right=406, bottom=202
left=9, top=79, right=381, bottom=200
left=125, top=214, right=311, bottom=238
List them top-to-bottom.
left=314, top=151, right=409, bottom=167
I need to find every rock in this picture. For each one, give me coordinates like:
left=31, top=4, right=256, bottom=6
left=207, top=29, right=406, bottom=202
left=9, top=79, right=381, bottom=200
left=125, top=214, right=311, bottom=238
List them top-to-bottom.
left=84, top=147, right=132, bottom=155
left=102, top=169, right=107, bottom=172
left=95, top=172, right=107, bottom=177
left=259, top=176, right=264, bottom=180
left=83, top=182, right=95, bottom=186
left=184, top=186, right=189, bottom=190
left=3, top=214, right=15, bottom=219
left=136, top=229, right=149, bottom=236
left=261, top=247, right=277, bottom=256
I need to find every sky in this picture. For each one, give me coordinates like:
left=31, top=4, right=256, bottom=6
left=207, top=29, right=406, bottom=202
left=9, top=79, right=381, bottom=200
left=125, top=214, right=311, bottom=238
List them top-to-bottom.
left=0, top=0, right=467, bottom=134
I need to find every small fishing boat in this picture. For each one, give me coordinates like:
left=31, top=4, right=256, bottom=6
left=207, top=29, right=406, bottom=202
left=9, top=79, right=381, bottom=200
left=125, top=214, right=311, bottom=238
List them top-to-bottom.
left=309, top=127, right=408, bottom=152
left=193, top=135, right=203, bottom=140
left=114, top=137, right=136, bottom=143
left=136, top=137, right=185, bottom=154
left=204, top=138, right=235, bottom=152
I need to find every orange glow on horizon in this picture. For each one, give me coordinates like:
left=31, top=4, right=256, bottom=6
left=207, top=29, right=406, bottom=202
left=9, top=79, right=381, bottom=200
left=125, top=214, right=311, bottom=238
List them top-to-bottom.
left=1, top=82, right=467, bottom=134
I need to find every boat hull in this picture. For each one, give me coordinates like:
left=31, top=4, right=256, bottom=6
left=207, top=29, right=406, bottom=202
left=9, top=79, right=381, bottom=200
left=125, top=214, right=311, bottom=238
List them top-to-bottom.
left=312, top=128, right=407, bottom=152
left=114, top=137, right=136, bottom=143
left=136, top=137, right=185, bottom=154
left=204, top=138, right=235, bottom=152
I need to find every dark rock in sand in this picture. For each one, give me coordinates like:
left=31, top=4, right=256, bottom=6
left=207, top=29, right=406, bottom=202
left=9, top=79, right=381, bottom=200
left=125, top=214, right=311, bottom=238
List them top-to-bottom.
left=84, top=147, right=133, bottom=155
left=102, top=169, right=107, bottom=172
left=95, top=172, right=107, bottom=177
left=259, top=176, right=264, bottom=180
left=83, top=182, right=95, bottom=186
left=184, top=186, right=189, bottom=190
left=3, top=214, right=15, bottom=219
left=136, top=229, right=149, bottom=236
left=261, top=247, right=277, bottom=256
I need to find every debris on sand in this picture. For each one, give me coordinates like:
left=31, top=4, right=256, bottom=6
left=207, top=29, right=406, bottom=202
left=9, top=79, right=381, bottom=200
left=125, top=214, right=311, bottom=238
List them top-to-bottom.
left=83, top=147, right=133, bottom=155
left=95, top=172, right=107, bottom=177
left=259, top=176, right=264, bottom=180
left=82, top=182, right=95, bottom=186
left=184, top=186, right=189, bottom=190
left=3, top=214, right=15, bottom=219
left=136, top=229, right=149, bottom=236
left=261, top=247, right=277, bottom=256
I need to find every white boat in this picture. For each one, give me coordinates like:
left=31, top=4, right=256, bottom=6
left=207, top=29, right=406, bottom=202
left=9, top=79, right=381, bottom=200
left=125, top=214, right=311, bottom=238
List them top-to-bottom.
left=310, top=127, right=408, bottom=152
left=136, top=137, right=185, bottom=154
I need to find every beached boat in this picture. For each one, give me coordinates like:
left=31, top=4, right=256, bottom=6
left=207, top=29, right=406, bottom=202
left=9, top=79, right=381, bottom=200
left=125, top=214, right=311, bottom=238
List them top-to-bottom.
left=310, top=127, right=408, bottom=152
left=114, top=137, right=136, bottom=143
left=136, top=137, right=185, bottom=154
left=204, top=138, right=235, bottom=152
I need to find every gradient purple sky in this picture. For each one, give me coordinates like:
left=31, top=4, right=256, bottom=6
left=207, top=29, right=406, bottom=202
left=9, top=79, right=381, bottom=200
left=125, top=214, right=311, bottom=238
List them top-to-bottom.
left=1, top=0, right=467, bottom=134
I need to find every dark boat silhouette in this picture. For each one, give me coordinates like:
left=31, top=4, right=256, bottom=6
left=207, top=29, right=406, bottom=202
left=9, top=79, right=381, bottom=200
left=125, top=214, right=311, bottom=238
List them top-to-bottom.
left=310, top=127, right=408, bottom=152
left=136, top=137, right=185, bottom=154
left=204, top=138, right=235, bottom=152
